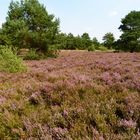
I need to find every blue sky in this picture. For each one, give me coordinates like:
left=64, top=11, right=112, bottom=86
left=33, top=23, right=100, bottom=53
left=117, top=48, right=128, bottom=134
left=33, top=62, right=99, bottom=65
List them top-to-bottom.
left=0, top=0, right=140, bottom=41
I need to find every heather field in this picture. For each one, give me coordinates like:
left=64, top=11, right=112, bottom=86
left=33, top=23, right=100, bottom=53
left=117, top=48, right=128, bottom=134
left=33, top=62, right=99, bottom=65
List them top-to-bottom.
left=0, top=51, right=140, bottom=139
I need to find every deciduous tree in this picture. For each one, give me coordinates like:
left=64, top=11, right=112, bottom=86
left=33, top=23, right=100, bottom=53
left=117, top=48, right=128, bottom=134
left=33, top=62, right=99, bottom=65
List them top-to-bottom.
left=102, top=32, right=115, bottom=49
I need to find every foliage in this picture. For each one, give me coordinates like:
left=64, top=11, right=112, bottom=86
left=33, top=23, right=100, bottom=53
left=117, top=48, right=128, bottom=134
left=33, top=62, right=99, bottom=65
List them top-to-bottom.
left=1, top=0, right=59, bottom=53
left=118, top=11, right=140, bottom=52
left=0, top=32, right=11, bottom=46
left=55, top=32, right=112, bottom=51
left=81, top=32, right=92, bottom=49
left=103, top=32, right=115, bottom=49
left=55, top=33, right=67, bottom=49
left=56, top=33, right=95, bottom=50
left=65, top=33, right=76, bottom=50
left=92, top=37, right=100, bottom=49
left=47, top=44, right=60, bottom=58
left=0, top=45, right=26, bottom=73
left=88, top=45, right=95, bottom=51
left=98, top=46, right=108, bottom=51
left=24, top=49, right=40, bottom=60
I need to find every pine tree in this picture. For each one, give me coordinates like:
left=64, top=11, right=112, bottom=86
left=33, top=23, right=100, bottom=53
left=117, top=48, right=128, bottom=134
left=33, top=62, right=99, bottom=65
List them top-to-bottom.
left=1, top=0, right=59, bottom=53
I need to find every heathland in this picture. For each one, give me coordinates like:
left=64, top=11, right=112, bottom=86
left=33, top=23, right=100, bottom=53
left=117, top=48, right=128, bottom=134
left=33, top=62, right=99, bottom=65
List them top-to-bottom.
left=0, top=51, right=140, bottom=139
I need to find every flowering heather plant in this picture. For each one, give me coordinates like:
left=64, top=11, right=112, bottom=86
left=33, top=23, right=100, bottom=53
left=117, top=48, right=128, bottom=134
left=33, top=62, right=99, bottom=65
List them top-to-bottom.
left=0, top=51, right=140, bottom=139
left=119, top=119, right=137, bottom=128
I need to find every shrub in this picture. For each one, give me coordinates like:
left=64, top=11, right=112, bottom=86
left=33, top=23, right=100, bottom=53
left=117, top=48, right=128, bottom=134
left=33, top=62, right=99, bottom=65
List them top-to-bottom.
left=23, top=45, right=60, bottom=60
left=47, top=45, right=60, bottom=58
left=88, top=45, right=96, bottom=51
left=94, top=45, right=100, bottom=50
left=0, top=46, right=27, bottom=73
left=98, top=46, right=108, bottom=51
left=24, top=49, right=40, bottom=60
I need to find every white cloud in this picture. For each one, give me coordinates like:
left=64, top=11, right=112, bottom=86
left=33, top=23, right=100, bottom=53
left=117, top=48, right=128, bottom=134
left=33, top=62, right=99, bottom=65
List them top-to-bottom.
left=109, top=11, right=118, bottom=17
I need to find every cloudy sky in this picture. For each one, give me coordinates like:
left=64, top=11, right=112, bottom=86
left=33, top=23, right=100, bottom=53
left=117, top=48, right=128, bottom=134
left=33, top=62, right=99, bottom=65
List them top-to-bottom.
left=0, top=0, right=140, bottom=41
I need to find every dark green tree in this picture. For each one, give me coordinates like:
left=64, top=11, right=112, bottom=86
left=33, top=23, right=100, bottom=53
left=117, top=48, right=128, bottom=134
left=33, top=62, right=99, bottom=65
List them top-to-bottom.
left=1, top=0, right=59, bottom=53
left=118, top=11, right=140, bottom=52
left=54, top=32, right=94, bottom=50
left=81, top=32, right=92, bottom=49
left=102, top=32, right=115, bottom=49
left=55, top=33, right=67, bottom=49
left=65, top=33, right=75, bottom=50
left=74, top=35, right=84, bottom=49
left=92, top=37, right=100, bottom=49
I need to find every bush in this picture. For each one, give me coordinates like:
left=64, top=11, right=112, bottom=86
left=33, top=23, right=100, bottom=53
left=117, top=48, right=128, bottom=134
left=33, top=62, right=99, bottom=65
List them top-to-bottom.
left=23, top=45, right=60, bottom=60
left=47, top=45, right=60, bottom=58
left=88, top=45, right=96, bottom=51
left=0, top=46, right=27, bottom=73
left=98, top=46, right=108, bottom=51
left=24, top=49, right=40, bottom=60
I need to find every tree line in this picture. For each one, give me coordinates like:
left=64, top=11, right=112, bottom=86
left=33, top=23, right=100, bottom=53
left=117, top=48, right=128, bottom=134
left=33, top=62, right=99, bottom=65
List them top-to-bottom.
left=0, top=0, right=140, bottom=56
